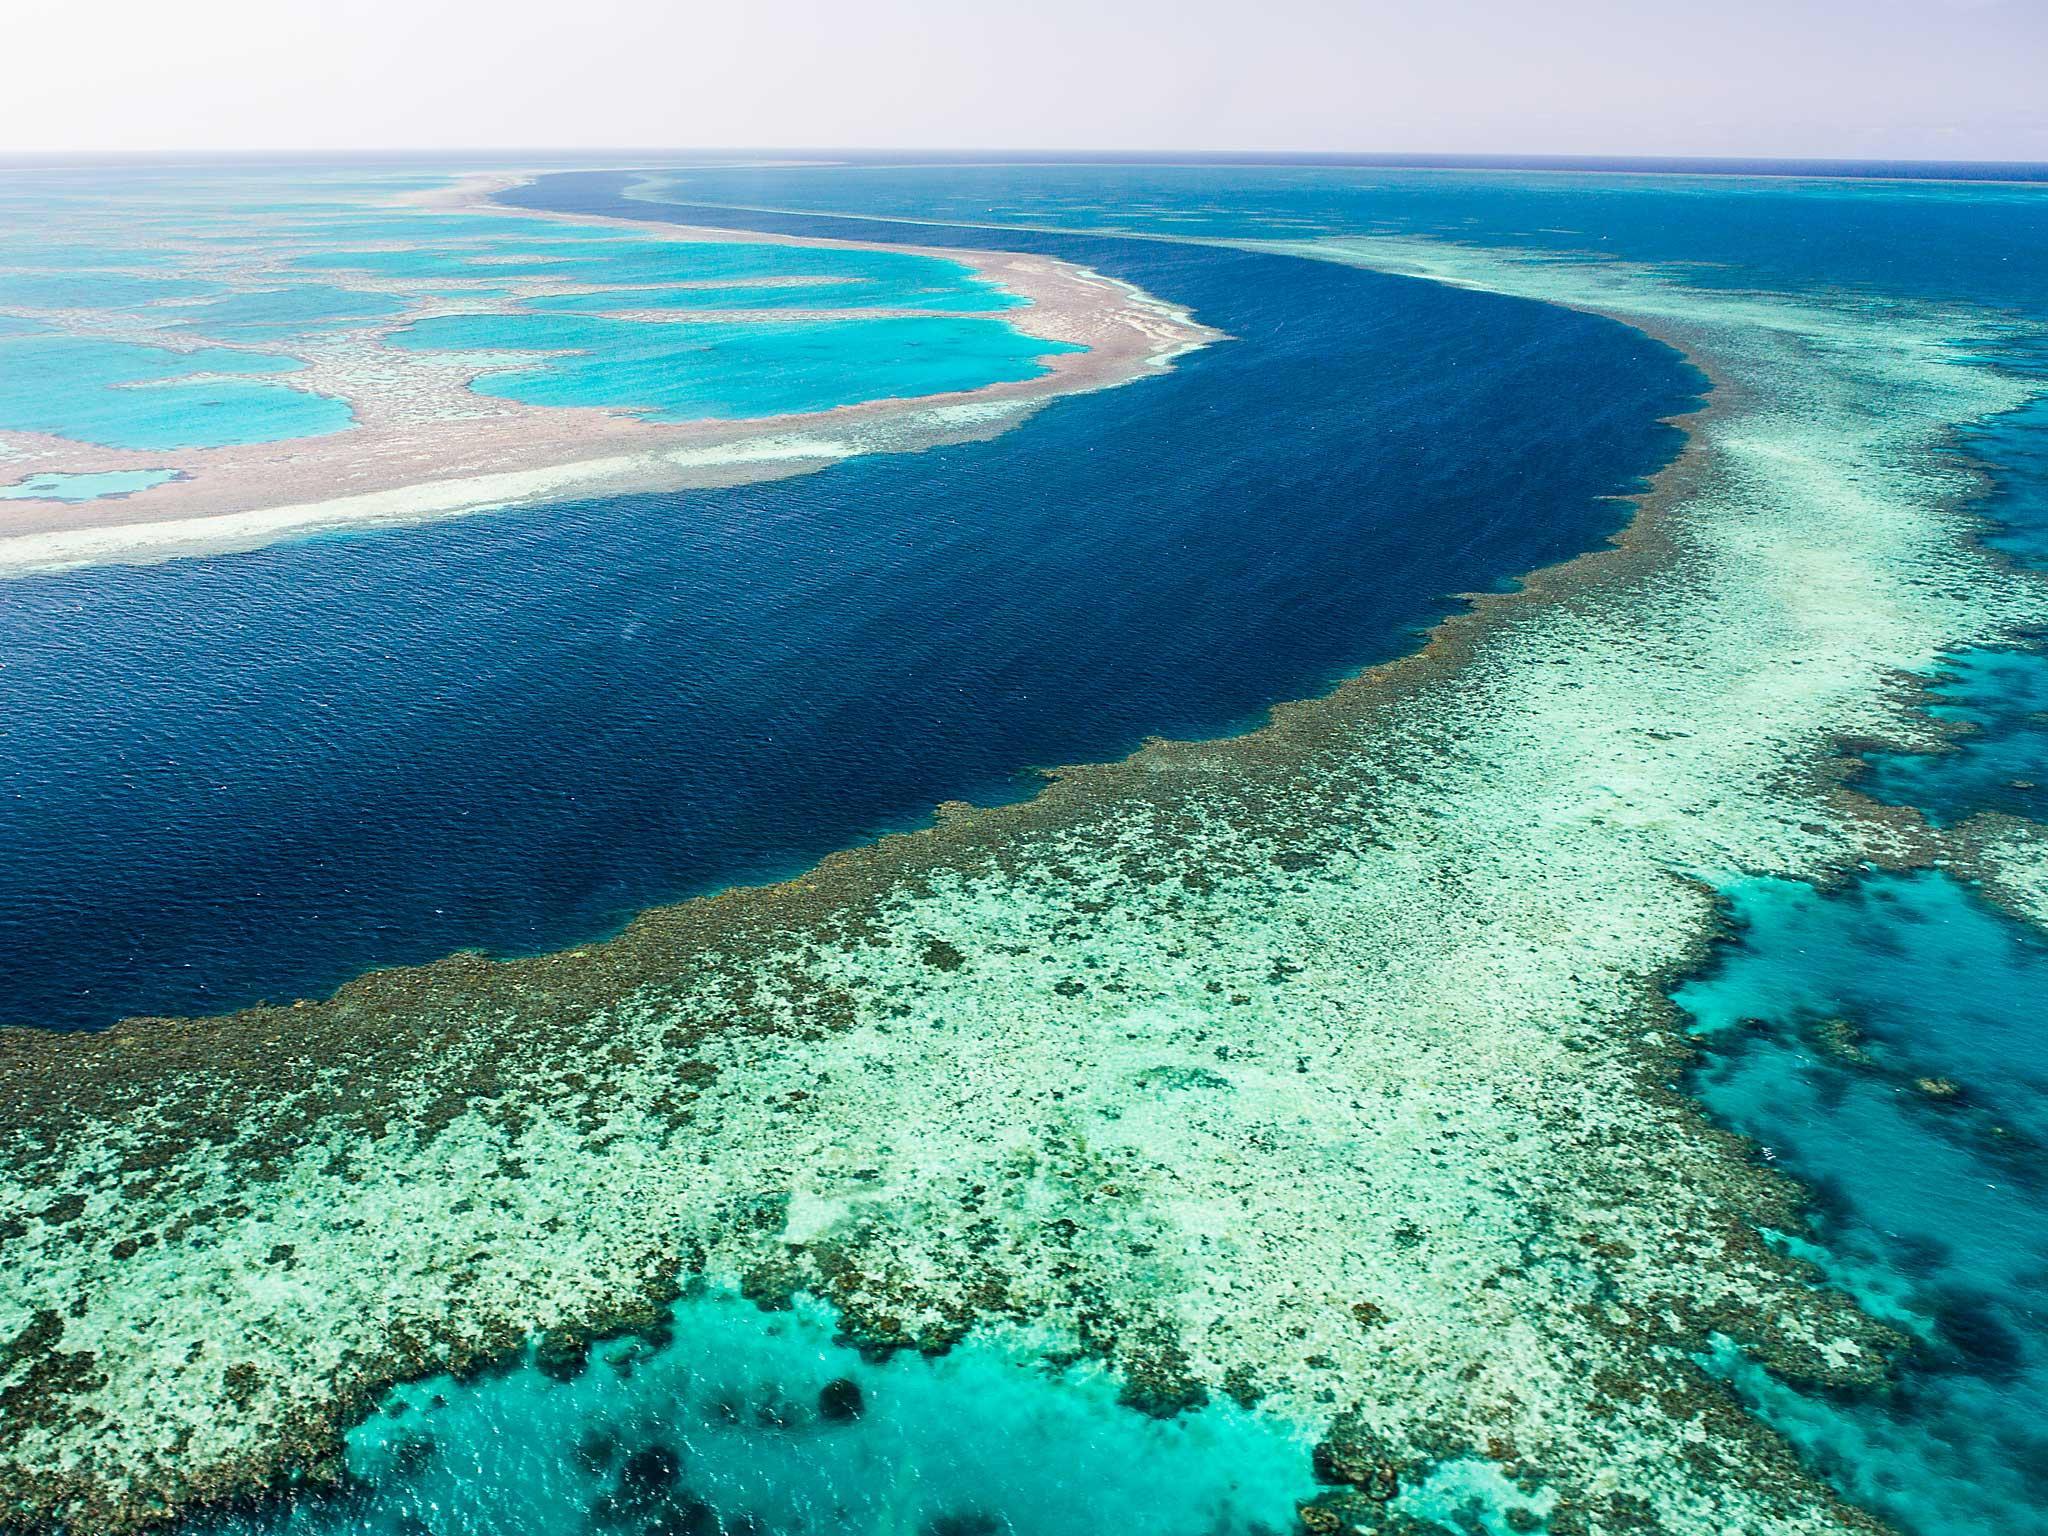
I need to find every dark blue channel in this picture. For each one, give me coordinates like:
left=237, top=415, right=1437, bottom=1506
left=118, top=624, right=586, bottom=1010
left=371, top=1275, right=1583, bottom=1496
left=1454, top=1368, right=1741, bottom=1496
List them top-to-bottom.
left=0, top=170, right=1700, bottom=1029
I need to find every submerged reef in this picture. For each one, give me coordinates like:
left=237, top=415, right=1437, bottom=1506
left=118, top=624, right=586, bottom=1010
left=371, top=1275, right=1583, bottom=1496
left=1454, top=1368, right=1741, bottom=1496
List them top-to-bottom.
left=5, top=220, right=2048, bottom=1536
left=1677, top=870, right=2048, bottom=1536
left=182, top=1290, right=1320, bottom=1536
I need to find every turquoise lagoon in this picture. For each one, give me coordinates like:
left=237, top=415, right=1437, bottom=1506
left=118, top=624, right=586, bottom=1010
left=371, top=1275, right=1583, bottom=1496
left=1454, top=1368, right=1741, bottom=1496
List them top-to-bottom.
left=0, top=164, right=1071, bottom=460
left=288, top=235, right=1020, bottom=311
left=0, top=271, right=223, bottom=310
left=524, top=282, right=1022, bottom=314
left=176, top=284, right=411, bottom=342
left=386, top=311, right=1078, bottom=421
left=0, top=334, right=353, bottom=450
left=0, top=468, right=180, bottom=502
left=1676, top=871, right=2048, bottom=1536
left=195, top=1290, right=1554, bottom=1536
left=194, top=1293, right=1316, bottom=1536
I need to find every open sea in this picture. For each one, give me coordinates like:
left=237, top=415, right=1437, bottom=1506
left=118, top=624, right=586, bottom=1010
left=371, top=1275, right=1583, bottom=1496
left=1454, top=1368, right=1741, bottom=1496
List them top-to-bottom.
left=4, top=157, right=2048, bottom=1536
left=0, top=177, right=1695, bottom=1031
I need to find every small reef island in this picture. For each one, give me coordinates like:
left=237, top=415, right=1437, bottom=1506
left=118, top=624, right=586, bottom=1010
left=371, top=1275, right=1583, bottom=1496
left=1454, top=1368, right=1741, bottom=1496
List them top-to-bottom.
left=3, top=145, right=2048, bottom=1536
left=0, top=172, right=1209, bottom=574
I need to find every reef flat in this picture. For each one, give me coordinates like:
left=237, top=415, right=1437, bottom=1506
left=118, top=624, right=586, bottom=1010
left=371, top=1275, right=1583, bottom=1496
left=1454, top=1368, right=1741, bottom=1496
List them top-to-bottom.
left=0, top=169, right=1211, bottom=576
left=8, top=195, right=2047, bottom=1534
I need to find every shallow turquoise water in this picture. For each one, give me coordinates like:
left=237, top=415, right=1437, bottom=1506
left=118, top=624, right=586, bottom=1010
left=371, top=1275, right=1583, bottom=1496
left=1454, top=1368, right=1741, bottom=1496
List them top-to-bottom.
left=0, top=168, right=1056, bottom=448
left=285, top=215, right=635, bottom=242
left=289, top=235, right=1015, bottom=311
left=0, top=241, right=181, bottom=268
left=0, top=271, right=223, bottom=310
left=525, top=281, right=1022, bottom=314
left=524, top=284, right=873, bottom=314
left=177, top=285, right=409, bottom=340
left=387, top=310, right=1077, bottom=421
left=0, top=334, right=354, bottom=450
left=1856, top=374, right=2048, bottom=827
left=0, top=468, right=179, bottom=502
left=1856, top=647, right=2048, bottom=826
left=1676, top=871, right=2048, bottom=1536
left=192, top=1293, right=1315, bottom=1536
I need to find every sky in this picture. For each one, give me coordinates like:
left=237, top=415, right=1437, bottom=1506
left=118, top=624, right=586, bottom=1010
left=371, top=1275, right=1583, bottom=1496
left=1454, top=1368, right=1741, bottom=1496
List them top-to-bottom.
left=3, top=0, right=2045, bottom=161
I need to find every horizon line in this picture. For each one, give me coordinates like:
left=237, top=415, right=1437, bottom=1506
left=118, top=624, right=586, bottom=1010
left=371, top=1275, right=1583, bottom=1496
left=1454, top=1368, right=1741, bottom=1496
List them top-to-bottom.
left=3, top=147, right=2048, bottom=176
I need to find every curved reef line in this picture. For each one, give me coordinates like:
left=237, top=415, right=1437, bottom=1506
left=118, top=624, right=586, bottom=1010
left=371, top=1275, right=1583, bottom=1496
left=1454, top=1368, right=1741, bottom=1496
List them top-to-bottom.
left=0, top=172, right=1216, bottom=578
left=4, top=205, right=2047, bottom=1534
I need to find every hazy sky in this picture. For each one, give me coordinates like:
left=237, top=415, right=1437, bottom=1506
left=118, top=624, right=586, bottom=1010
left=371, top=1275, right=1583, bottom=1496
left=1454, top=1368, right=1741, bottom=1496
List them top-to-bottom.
left=5, top=0, right=2045, bottom=160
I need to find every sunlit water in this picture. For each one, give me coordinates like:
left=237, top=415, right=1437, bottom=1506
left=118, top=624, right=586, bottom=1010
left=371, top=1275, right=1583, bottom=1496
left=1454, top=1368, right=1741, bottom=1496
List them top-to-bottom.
left=8, top=158, right=2048, bottom=1534
left=533, top=161, right=2048, bottom=1536
left=0, top=166, right=1059, bottom=450
left=0, top=177, right=1697, bottom=1029
left=0, top=468, right=179, bottom=502
left=1675, top=871, right=2048, bottom=1536
left=189, top=1293, right=1317, bottom=1536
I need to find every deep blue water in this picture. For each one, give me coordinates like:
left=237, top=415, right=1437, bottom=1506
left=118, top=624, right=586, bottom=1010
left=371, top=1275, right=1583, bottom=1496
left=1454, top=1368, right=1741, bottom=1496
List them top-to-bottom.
left=628, top=161, right=2048, bottom=314
left=609, top=162, right=2048, bottom=1535
left=0, top=172, right=1698, bottom=1029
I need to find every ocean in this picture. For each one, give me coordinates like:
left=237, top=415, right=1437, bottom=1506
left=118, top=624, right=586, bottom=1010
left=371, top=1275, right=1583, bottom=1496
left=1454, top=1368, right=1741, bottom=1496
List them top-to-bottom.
left=4, top=156, right=2047, bottom=1536
left=0, top=182, right=1693, bottom=1030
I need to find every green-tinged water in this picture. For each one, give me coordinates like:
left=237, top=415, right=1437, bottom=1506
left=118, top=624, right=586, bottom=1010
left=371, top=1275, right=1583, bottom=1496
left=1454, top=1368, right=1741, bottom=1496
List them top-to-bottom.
left=8, top=159, right=2048, bottom=1536
left=0, top=164, right=1064, bottom=456
left=384, top=310, right=1078, bottom=422
left=0, top=334, right=354, bottom=449
left=0, top=468, right=179, bottom=502
left=1856, top=646, right=2048, bottom=826
left=1676, top=871, right=2048, bottom=1536
left=191, top=1293, right=1317, bottom=1536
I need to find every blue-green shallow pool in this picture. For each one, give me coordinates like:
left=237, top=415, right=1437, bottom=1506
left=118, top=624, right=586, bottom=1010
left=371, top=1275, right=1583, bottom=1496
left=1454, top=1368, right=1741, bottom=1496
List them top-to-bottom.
left=0, top=178, right=1700, bottom=1030
left=297, top=235, right=1009, bottom=297
left=0, top=271, right=224, bottom=310
left=523, top=282, right=1022, bottom=314
left=175, top=285, right=411, bottom=341
left=386, top=311, right=1076, bottom=421
left=0, top=334, right=353, bottom=449
left=1856, top=382, right=2048, bottom=826
left=0, top=468, right=180, bottom=502
left=1855, top=647, right=2048, bottom=826
left=1674, top=871, right=2048, bottom=1536
left=188, top=1293, right=1315, bottom=1536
